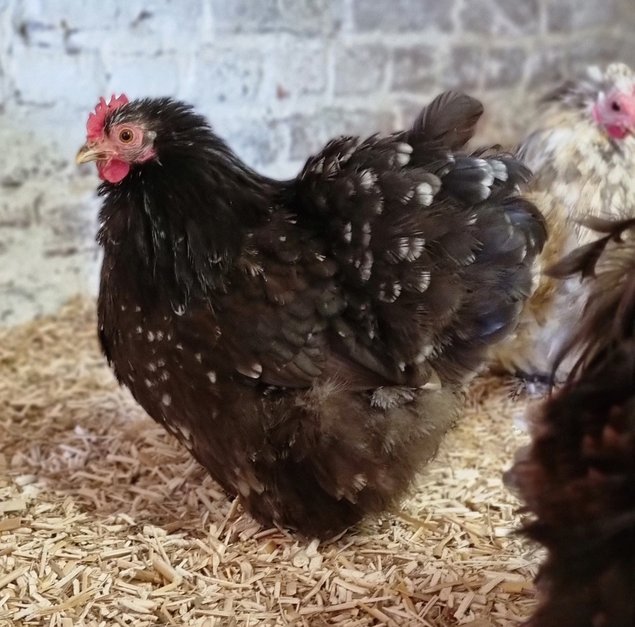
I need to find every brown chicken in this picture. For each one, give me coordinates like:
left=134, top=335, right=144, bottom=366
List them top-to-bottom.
left=491, top=63, right=635, bottom=381
left=76, top=91, right=545, bottom=538
left=507, top=217, right=635, bottom=627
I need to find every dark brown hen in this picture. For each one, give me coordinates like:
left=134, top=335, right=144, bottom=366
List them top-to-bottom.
left=77, top=91, right=546, bottom=538
left=506, top=218, right=635, bottom=626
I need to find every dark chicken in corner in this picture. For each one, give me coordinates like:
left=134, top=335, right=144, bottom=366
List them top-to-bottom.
left=77, top=91, right=546, bottom=538
left=507, top=218, right=635, bottom=627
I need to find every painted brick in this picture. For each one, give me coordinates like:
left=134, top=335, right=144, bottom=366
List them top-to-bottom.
left=0, top=0, right=629, bottom=325
left=212, top=0, right=338, bottom=35
left=353, top=0, right=455, bottom=32
left=460, top=0, right=540, bottom=35
left=547, top=0, right=620, bottom=32
left=565, top=37, right=628, bottom=74
left=265, top=38, right=329, bottom=99
left=334, top=44, right=388, bottom=95
left=12, top=46, right=105, bottom=105
left=190, top=46, right=264, bottom=105
left=391, top=46, right=436, bottom=92
left=439, top=46, right=484, bottom=90
left=525, top=46, right=567, bottom=88
left=484, top=47, right=527, bottom=89
left=105, top=52, right=181, bottom=97
left=288, top=108, right=396, bottom=161
left=215, top=115, right=288, bottom=168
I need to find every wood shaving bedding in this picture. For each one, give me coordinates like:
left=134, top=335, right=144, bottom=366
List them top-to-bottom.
left=0, top=298, right=541, bottom=626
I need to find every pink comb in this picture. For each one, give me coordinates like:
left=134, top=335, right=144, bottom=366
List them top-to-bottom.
left=86, top=94, right=129, bottom=141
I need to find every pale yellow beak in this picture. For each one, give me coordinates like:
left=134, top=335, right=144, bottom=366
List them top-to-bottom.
left=76, top=143, right=108, bottom=165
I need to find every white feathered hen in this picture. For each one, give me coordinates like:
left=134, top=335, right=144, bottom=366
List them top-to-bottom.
left=491, top=63, right=635, bottom=381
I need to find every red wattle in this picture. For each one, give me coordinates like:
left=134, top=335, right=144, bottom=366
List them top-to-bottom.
left=606, top=124, right=629, bottom=139
left=97, top=159, right=131, bottom=183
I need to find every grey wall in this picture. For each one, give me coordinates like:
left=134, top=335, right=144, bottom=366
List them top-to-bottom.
left=0, top=0, right=633, bottom=324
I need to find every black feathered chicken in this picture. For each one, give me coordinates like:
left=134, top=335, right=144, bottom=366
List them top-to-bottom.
left=77, top=91, right=546, bottom=538
left=507, top=217, right=635, bottom=626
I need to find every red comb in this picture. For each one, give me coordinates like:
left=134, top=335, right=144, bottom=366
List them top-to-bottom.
left=86, top=94, right=129, bottom=141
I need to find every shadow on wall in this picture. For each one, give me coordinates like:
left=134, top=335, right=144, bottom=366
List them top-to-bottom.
left=0, top=0, right=632, bottom=324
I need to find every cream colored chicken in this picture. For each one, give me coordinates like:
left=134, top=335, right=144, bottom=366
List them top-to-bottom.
left=491, top=63, right=635, bottom=381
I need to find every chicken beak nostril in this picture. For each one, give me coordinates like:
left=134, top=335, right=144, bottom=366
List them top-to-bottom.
left=76, top=143, right=107, bottom=165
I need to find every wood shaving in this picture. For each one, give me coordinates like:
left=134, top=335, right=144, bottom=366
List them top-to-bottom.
left=0, top=298, right=542, bottom=626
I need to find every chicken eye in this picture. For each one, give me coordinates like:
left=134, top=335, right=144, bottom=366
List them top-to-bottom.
left=611, top=101, right=621, bottom=112
left=119, top=128, right=134, bottom=143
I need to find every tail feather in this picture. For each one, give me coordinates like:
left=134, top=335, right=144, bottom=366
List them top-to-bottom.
left=295, top=90, right=546, bottom=387
left=407, top=90, right=484, bottom=150
left=547, top=217, right=635, bottom=379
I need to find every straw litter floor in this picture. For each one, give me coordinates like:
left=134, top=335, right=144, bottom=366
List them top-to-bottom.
left=0, top=298, right=544, bottom=627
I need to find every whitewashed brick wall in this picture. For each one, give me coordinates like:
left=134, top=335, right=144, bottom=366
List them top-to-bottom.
left=0, top=0, right=632, bottom=324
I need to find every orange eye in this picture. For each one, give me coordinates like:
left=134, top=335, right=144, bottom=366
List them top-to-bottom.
left=118, top=128, right=134, bottom=143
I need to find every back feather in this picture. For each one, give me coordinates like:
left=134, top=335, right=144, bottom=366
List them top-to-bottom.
left=293, top=91, right=546, bottom=389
